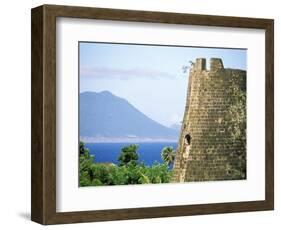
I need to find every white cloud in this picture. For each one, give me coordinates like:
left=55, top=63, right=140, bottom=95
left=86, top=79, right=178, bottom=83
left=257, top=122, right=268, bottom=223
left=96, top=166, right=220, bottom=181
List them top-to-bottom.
left=80, top=66, right=177, bottom=80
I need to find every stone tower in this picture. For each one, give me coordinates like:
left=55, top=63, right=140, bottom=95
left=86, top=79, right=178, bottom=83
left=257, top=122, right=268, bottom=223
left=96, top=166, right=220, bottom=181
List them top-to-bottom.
left=172, top=58, right=246, bottom=182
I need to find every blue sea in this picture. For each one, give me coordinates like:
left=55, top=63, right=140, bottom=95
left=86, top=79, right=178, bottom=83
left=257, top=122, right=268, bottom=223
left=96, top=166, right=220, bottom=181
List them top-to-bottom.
left=85, top=142, right=177, bottom=167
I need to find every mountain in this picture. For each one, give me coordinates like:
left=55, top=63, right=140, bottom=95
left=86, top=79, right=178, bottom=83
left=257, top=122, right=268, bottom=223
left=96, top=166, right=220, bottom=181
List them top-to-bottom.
left=80, top=91, right=178, bottom=141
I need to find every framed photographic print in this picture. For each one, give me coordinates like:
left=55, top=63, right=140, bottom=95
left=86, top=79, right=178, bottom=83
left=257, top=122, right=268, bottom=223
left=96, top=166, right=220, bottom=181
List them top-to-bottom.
left=31, top=4, right=274, bottom=225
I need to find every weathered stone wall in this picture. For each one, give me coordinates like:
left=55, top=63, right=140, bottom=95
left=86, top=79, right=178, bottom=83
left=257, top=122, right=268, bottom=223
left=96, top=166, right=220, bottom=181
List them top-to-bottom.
left=172, top=58, right=246, bottom=182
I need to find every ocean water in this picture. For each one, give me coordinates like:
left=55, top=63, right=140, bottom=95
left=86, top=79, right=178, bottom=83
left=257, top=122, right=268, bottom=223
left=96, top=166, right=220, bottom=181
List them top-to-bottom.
left=85, top=142, right=178, bottom=167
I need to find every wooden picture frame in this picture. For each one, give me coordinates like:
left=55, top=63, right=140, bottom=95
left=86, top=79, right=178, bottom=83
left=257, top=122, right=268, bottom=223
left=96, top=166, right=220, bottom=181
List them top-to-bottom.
left=31, top=4, right=274, bottom=225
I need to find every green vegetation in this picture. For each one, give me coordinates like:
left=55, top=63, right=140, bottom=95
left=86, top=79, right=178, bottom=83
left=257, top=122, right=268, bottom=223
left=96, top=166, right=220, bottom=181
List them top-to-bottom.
left=225, top=78, right=247, bottom=179
left=79, top=142, right=175, bottom=186
left=118, top=144, right=139, bottom=166
left=161, top=146, right=176, bottom=166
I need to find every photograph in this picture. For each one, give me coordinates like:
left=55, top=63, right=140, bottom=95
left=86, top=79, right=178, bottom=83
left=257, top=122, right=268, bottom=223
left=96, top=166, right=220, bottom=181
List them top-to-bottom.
left=30, top=4, right=274, bottom=224
left=78, top=42, right=247, bottom=186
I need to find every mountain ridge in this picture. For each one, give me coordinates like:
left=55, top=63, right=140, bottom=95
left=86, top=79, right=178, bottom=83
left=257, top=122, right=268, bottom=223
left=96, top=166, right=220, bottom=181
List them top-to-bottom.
left=80, top=91, right=179, bottom=141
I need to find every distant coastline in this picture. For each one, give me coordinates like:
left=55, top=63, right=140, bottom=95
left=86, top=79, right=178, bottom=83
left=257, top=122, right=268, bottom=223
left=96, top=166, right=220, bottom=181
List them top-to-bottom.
left=80, top=91, right=180, bottom=140
left=80, top=136, right=178, bottom=143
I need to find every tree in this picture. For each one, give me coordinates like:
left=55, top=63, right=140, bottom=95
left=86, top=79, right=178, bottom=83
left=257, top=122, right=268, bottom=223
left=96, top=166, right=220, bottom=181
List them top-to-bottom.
left=79, top=141, right=94, bottom=186
left=80, top=141, right=89, bottom=156
left=79, top=142, right=174, bottom=186
left=118, top=144, right=139, bottom=166
left=161, top=146, right=176, bottom=166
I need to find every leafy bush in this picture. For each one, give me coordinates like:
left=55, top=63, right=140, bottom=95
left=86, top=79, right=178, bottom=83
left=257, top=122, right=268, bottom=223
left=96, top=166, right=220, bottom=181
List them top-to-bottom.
left=79, top=142, right=173, bottom=186
left=79, top=142, right=94, bottom=186
left=118, top=144, right=139, bottom=166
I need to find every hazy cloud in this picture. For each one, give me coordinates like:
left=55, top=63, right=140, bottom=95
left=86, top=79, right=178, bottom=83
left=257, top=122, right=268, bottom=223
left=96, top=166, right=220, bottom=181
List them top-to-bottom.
left=80, top=66, right=176, bottom=80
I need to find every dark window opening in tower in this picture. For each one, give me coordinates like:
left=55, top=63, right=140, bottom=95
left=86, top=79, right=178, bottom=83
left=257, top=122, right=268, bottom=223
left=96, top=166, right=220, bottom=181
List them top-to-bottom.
left=184, top=134, right=191, bottom=145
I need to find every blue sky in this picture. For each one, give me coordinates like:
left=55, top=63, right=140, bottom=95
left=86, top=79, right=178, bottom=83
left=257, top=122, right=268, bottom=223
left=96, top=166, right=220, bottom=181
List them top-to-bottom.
left=79, top=42, right=246, bottom=127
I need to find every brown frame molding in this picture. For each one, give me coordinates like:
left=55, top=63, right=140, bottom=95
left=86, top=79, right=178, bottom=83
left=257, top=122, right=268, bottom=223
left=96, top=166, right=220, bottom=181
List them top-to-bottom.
left=31, top=4, right=274, bottom=225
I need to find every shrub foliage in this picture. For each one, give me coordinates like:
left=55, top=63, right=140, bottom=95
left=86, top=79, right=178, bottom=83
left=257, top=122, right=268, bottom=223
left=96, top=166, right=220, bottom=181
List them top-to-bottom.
left=79, top=142, right=174, bottom=186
